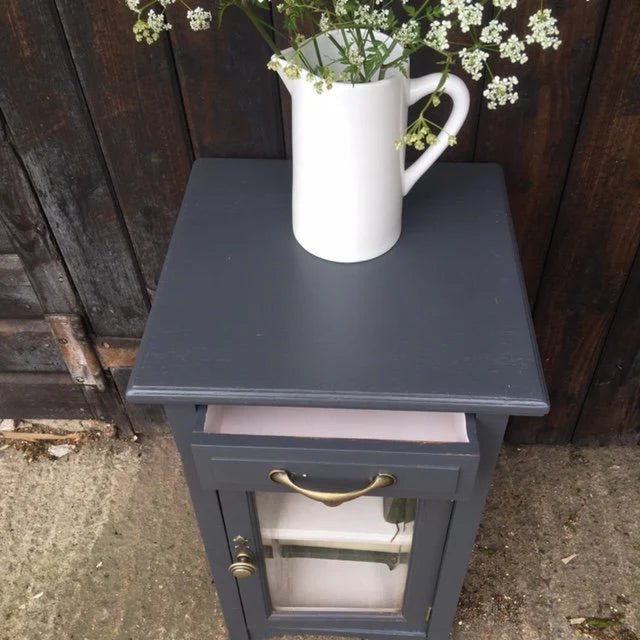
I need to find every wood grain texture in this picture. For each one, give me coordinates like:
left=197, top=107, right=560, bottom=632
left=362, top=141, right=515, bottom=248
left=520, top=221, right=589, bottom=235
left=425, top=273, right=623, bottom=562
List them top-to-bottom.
left=0, top=0, right=148, bottom=337
left=54, top=0, right=192, bottom=295
left=474, top=0, right=609, bottom=302
left=508, top=0, right=640, bottom=444
left=170, top=6, right=285, bottom=158
left=0, top=115, right=78, bottom=315
left=0, top=221, right=12, bottom=253
left=572, top=249, right=640, bottom=445
left=0, top=254, right=43, bottom=318
left=0, top=318, right=67, bottom=372
left=112, top=368, right=169, bottom=435
left=0, top=372, right=91, bottom=418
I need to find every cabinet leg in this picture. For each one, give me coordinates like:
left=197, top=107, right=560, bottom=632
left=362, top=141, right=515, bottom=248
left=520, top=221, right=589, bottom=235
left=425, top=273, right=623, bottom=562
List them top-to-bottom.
left=426, top=414, right=508, bottom=639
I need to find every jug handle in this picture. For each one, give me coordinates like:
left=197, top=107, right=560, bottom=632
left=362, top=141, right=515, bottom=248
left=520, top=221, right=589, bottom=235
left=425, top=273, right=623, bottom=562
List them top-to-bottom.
left=403, top=73, right=470, bottom=196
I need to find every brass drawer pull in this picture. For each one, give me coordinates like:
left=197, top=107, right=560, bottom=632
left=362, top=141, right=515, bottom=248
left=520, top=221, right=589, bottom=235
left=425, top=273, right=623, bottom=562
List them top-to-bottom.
left=268, top=469, right=396, bottom=507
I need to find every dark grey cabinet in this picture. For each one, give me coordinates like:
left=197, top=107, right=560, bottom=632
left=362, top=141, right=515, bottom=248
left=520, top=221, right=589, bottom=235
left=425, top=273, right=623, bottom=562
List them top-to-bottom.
left=128, top=160, right=549, bottom=640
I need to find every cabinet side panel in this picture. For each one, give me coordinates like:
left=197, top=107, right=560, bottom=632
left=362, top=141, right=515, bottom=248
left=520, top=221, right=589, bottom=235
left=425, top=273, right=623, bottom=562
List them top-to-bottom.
left=164, top=404, right=249, bottom=640
left=427, top=414, right=508, bottom=639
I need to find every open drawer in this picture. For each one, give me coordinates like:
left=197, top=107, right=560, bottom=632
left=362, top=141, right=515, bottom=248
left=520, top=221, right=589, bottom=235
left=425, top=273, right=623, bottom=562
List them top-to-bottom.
left=190, top=405, right=480, bottom=501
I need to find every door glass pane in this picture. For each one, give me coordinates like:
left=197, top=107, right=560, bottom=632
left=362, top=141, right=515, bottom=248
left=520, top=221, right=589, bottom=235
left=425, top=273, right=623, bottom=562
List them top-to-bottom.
left=254, top=492, right=416, bottom=613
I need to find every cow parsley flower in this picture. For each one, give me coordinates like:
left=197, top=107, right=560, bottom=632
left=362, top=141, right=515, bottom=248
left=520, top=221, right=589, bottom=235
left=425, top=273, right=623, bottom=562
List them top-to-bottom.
left=126, top=0, right=140, bottom=11
left=159, top=0, right=176, bottom=6
left=335, top=0, right=348, bottom=17
left=441, top=0, right=483, bottom=32
left=441, top=0, right=464, bottom=15
left=492, top=0, right=517, bottom=9
left=458, top=2, right=483, bottom=32
left=354, top=6, right=390, bottom=30
left=187, top=7, right=213, bottom=31
left=147, top=9, right=172, bottom=33
left=525, top=9, right=561, bottom=49
left=319, top=13, right=331, bottom=32
left=395, top=20, right=420, bottom=46
left=424, top=20, right=451, bottom=51
left=480, top=20, right=508, bottom=45
left=499, top=34, right=528, bottom=64
left=347, top=43, right=365, bottom=66
left=459, top=48, right=489, bottom=81
left=483, top=75, right=519, bottom=109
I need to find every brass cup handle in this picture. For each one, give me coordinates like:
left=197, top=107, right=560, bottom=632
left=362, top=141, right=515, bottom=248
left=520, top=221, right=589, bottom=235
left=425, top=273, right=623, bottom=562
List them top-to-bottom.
left=269, top=469, right=396, bottom=507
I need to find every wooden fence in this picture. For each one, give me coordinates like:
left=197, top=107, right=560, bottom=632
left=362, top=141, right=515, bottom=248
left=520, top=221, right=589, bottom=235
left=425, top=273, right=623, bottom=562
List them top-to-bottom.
left=0, top=0, right=638, bottom=443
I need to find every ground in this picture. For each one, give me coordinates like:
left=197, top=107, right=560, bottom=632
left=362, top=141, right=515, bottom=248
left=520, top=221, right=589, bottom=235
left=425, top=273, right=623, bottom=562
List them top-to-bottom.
left=0, top=427, right=638, bottom=640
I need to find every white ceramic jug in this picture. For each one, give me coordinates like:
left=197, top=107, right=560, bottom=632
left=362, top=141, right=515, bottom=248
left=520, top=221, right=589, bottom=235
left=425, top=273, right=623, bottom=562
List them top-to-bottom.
left=275, top=31, right=470, bottom=263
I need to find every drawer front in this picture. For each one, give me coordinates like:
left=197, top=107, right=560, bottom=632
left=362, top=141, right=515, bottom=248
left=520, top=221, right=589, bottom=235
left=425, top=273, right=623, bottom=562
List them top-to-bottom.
left=190, top=412, right=479, bottom=501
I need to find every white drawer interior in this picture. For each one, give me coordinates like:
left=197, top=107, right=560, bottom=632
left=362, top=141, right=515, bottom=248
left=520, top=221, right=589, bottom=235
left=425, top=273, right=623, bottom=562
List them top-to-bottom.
left=203, top=405, right=468, bottom=443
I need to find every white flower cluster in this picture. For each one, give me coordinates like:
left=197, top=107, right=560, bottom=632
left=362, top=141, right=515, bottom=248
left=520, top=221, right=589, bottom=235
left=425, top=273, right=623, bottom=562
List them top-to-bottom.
left=127, top=0, right=212, bottom=43
left=334, top=0, right=348, bottom=17
left=441, top=0, right=484, bottom=33
left=492, top=0, right=517, bottom=9
left=354, top=6, right=390, bottom=30
left=187, top=7, right=212, bottom=31
left=132, top=9, right=171, bottom=44
left=525, top=9, right=561, bottom=49
left=319, top=13, right=331, bottom=31
left=395, top=20, right=420, bottom=46
left=423, top=20, right=451, bottom=51
left=480, top=20, right=507, bottom=45
left=500, top=34, right=528, bottom=64
left=347, top=43, right=365, bottom=66
left=459, top=47, right=489, bottom=80
left=483, top=75, right=519, bottom=109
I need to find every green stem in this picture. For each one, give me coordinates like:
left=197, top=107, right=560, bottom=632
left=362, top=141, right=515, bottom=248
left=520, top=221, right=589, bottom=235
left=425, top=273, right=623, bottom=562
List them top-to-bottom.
left=238, top=4, right=280, bottom=56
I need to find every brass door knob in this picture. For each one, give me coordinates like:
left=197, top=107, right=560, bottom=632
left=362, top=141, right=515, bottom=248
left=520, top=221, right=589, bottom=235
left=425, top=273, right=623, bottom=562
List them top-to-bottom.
left=228, top=536, right=257, bottom=580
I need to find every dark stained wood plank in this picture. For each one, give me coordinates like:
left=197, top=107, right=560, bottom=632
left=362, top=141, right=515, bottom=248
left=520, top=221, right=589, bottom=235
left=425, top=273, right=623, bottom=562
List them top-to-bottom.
left=0, top=0, right=148, bottom=337
left=54, top=0, right=192, bottom=295
left=474, top=0, right=609, bottom=302
left=507, top=0, right=640, bottom=444
left=170, top=6, right=284, bottom=158
left=0, top=115, right=78, bottom=315
left=0, top=220, right=12, bottom=252
left=572, top=249, right=640, bottom=445
left=0, top=254, right=43, bottom=318
left=0, top=318, right=67, bottom=371
left=112, top=367, right=169, bottom=435
left=0, top=372, right=91, bottom=419
left=80, top=375, right=136, bottom=438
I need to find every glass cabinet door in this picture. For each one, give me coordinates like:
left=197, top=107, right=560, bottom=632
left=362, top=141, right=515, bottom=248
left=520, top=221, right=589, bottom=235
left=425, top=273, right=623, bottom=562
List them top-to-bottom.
left=220, top=486, right=453, bottom=637
left=255, top=492, right=416, bottom=613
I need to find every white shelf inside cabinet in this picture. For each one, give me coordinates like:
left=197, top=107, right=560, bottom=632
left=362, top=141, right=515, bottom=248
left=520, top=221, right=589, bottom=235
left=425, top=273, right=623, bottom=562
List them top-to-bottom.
left=204, top=405, right=468, bottom=443
left=255, top=493, right=414, bottom=552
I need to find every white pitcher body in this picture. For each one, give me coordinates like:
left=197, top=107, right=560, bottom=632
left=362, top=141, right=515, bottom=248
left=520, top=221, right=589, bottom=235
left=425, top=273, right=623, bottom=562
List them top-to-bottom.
left=276, top=32, right=470, bottom=263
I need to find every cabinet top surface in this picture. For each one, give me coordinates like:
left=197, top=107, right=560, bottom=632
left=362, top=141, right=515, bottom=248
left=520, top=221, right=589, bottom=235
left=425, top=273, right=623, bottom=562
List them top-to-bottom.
left=127, top=159, right=549, bottom=415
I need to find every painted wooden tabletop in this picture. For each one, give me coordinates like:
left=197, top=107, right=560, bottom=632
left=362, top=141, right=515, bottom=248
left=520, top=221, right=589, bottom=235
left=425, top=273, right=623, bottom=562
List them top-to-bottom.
left=127, top=159, right=549, bottom=415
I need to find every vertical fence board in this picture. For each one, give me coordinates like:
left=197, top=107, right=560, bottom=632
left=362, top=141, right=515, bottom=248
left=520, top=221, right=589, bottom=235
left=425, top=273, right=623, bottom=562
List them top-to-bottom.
left=0, top=0, right=148, bottom=337
left=54, top=0, right=192, bottom=295
left=474, top=0, right=609, bottom=301
left=508, top=0, right=640, bottom=443
left=170, top=8, right=284, bottom=159
left=0, top=116, right=78, bottom=315
left=0, top=221, right=12, bottom=253
left=572, top=250, right=640, bottom=445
